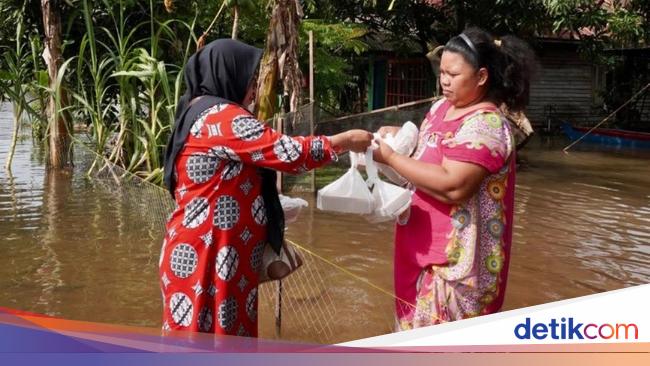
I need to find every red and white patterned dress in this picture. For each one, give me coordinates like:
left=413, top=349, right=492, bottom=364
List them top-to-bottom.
left=159, top=102, right=336, bottom=336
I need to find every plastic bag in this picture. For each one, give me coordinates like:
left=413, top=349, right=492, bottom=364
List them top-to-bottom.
left=358, top=121, right=419, bottom=185
left=377, top=121, right=419, bottom=185
left=388, top=121, right=419, bottom=155
left=364, top=149, right=412, bottom=223
left=316, top=152, right=374, bottom=214
left=279, top=194, right=308, bottom=224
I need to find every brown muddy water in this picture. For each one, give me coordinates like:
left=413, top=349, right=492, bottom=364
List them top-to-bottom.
left=1, top=102, right=649, bottom=343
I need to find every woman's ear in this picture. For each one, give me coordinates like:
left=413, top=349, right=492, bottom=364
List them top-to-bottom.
left=477, top=67, right=489, bottom=87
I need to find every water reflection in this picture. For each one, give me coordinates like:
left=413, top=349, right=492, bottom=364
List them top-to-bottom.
left=36, top=169, right=71, bottom=314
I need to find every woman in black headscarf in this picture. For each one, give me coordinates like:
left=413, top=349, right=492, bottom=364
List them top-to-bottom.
left=160, top=39, right=372, bottom=336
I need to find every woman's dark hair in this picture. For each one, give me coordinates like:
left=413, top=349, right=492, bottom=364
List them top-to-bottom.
left=444, top=27, right=538, bottom=111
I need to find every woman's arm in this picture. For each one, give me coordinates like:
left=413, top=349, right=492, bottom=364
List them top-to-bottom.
left=197, top=104, right=372, bottom=174
left=329, top=129, right=374, bottom=153
left=373, top=141, right=488, bottom=204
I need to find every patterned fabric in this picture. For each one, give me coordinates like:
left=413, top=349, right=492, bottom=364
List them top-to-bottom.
left=394, top=98, right=516, bottom=330
left=160, top=103, right=335, bottom=336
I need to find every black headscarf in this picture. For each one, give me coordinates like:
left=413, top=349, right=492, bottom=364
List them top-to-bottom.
left=163, top=39, right=285, bottom=255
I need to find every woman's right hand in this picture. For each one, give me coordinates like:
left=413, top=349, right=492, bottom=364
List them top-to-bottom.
left=377, top=125, right=401, bottom=138
left=331, top=129, right=373, bottom=153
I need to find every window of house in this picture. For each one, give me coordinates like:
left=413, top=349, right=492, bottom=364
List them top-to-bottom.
left=385, top=58, right=435, bottom=107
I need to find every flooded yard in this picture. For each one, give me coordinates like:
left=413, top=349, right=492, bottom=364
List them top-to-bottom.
left=1, top=102, right=649, bottom=343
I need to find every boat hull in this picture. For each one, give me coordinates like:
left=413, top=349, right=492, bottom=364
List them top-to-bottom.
left=561, top=122, right=650, bottom=149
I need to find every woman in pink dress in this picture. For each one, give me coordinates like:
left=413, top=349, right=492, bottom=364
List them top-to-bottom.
left=373, top=28, right=537, bottom=330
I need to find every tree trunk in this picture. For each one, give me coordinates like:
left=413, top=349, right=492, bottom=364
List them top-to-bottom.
left=41, top=0, right=70, bottom=169
left=232, top=6, right=239, bottom=40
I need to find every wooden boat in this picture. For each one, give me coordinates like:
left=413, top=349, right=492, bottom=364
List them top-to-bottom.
left=561, top=122, right=650, bottom=149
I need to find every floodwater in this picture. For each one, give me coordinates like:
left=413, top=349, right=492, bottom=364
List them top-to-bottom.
left=1, top=102, right=649, bottom=343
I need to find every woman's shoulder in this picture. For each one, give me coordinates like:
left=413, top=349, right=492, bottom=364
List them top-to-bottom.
left=202, top=102, right=254, bottom=121
left=226, top=103, right=253, bottom=116
left=459, top=105, right=506, bottom=132
left=446, top=107, right=513, bottom=159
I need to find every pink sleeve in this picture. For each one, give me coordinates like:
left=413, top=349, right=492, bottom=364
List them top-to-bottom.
left=441, top=111, right=513, bottom=174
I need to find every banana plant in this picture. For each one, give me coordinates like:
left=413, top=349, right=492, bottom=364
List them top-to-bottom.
left=256, top=0, right=304, bottom=122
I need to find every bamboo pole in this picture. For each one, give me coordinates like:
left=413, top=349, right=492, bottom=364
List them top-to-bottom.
left=309, top=30, right=315, bottom=193
left=319, top=96, right=438, bottom=125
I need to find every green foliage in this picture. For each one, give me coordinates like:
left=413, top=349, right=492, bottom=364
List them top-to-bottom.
left=0, top=0, right=46, bottom=169
left=1, top=0, right=649, bottom=176
left=51, top=0, right=198, bottom=181
left=224, top=0, right=256, bottom=13
left=541, top=0, right=648, bottom=61
left=606, top=7, right=645, bottom=45
left=301, top=20, right=368, bottom=108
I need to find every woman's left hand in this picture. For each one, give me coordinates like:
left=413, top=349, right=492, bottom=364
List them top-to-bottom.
left=372, top=139, right=395, bottom=165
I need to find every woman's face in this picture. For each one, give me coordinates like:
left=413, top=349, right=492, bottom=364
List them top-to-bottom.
left=439, top=50, right=488, bottom=107
left=241, top=78, right=257, bottom=112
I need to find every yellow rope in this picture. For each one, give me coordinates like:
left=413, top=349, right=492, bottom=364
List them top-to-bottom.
left=287, top=237, right=448, bottom=326
left=285, top=238, right=416, bottom=311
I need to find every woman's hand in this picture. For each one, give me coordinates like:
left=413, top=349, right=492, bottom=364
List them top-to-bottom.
left=377, top=125, right=401, bottom=138
left=330, top=129, right=373, bottom=153
left=345, top=129, right=374, bottom=152
left=372, top=139, right=395, bottom=165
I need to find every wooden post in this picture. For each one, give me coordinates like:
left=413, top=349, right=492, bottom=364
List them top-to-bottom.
left=231, top=5, right=239, bottom=40
left=308, top=30, right=315, bottom=193
left=309, top=31, right=314, bottom=104
left=367, top=55, right=375, bottom=112
left=274, top=114, right=284, bottom=338
left=276, top=114, right=284, bottom=191
left=274, top=279, right=283, bottom=337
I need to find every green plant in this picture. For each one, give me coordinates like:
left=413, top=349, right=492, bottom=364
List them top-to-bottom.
left=60, top=0, right=198, bottom=182
left=0, top=1, right=41, bottom=170
left=300, top=20, right=368, bottom=109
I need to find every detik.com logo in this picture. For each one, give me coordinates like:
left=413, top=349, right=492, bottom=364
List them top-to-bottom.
left=514, top=317, right=639, bottom=340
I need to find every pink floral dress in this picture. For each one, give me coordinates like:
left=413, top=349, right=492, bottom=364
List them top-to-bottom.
left=394, top=98, right=516, bottom=330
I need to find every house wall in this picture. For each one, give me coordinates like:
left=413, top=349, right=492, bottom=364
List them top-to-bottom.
left=527, top=41, right=605, bottom=128
left=362, top=42, right=619, bottom=130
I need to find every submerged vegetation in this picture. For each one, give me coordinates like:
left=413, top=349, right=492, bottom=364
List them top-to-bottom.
left=67, top=0, right=198, bottom=182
